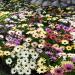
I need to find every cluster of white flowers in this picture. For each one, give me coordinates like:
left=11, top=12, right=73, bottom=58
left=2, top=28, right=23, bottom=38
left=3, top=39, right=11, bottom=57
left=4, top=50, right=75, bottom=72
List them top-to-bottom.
left=6, top=44, right=39, bottom=75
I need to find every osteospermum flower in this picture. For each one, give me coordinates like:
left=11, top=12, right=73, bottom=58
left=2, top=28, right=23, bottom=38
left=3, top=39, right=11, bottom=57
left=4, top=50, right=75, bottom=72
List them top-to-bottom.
left=61, top=40, right=69, bottom=45
left=66, top=46, right=72, bottom=51
left=6, top=58, right=12, bottom=65
left=61, top=61, right=74, bottom=72
left=37, top=65, right=48, bottom=74
left=54, top=67, right=64, bottom=75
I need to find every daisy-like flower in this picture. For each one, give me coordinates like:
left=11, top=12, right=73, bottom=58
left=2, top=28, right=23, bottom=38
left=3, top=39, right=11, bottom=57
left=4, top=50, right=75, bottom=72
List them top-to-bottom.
left=16, top=30, right=22, bottom=36
left=32, top=33, right=39, bottom=38
left=39, top=33, right=46, bottom=38
left=25, top=38, right=32, bottom=43
left=39, top=39, right=45, bottom=44
left=61, top=40, right=69, bottom=45
left=23, top=42, right=30, bottom=47
left=31, top=42, right=38, bottom=48
left=38, top=44, right=44, bottom=49
left=52, top=44, right=59, bottom=48
left=14, top=45, right=22, bottom=52
left=66, top=46, right=72, bottom=51
left=36, top=48, right=43, bottom=53
left=0, top=50, right=3, bottom=56
left=21, top=50, right=29, bottom=58
left=4, top=51, right=11, bottom=56
left=31, top=52, right=39, bottom=59
left=37, top=57, right=46, bottom=66
left=6, top=58, right=12, bottom=65
left=17, top=58, right=22, bottom=64
left=22, top=58, right=29, bottom=65
left=29, top=61, right=36, bottom=69
left=61, top=61, right=74, bottom=72
left=22, top=63, right=30, bottom=69
left=15, top=64, right=22, bottom=70
left=37, top=65, right=48, bottom=74
left=53, top=67, right=64, bottom=75
left=11, top=68, right=16, bottom=74
left=17, top=68, right=24, bottom=75
left=24, top=68, right=31, bottom=75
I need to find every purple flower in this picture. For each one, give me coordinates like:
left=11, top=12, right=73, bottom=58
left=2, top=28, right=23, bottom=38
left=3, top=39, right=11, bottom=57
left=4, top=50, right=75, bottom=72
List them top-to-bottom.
left=56, top=24, right=62, bottom=30
left=45, top=28, right=52, bottom=33
left=51, top=56, right=57, bottom=62
left=62, top=63, right=74, bottom=72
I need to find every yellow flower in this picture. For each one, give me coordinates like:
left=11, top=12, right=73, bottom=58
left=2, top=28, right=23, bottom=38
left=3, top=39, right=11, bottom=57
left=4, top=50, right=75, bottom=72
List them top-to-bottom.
left=61, top=40, right=69, bottom=45
left=72, top=44, right=75, bottom=49
left=66, top=46, right=72, bottom=51
left=0, top=50, right=4, bottom=56
left=4, top=51, right=11, bottom=56
left=37, top=58, right=46, bottom=66
left=61, top=61, right=73, bottom=66
left=37, top=66, right=48, bottom=74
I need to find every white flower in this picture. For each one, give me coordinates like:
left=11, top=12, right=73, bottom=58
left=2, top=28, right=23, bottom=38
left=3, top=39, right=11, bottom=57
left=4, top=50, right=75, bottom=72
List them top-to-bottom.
left=8, top=30, right=15, bottom=35
left=16, top=30, right=22, bottom=36
left=32, top=33, right=39, bottom=38
left=25, top=38, right=32, bottom=42
left=23, top=42, right=30, bottom=47
left=31, top=42, right=38, bottom=48
left=38, top=44, right=44, bottom=49
left=14, top=46, right=21, bottom=52
left=22, top=47, right=29, bottom=51
left=29, top=48, right=35, bottom=55
left=36, top=48, right=43, bottom=53
left=21, top=50, right=29, bottom=58
left=16, top=52, right=23, bottom=58
left=31, top=52, right=39, bottom=59
left=6, top=58, right=12, bottom=65
left=17, top=58, right=22, bottom=64
left=22, top=58, right=29, bottom=65
left=30, top=58, right=36, bottom=63
left=29, top=61, right=36, bottom=69
left=22, top=63, right=30, bottom=69
left=15, top=64, right=21, bottom=70
left=11, top=68, right=16, bottom=74
left=17, top=68, right=24, bottom=75
left=24, top=68, right=31, bottom=75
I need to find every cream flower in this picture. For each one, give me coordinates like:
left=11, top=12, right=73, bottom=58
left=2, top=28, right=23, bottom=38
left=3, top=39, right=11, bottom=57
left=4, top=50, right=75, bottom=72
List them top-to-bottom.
left=25, top=38, right=32, bottom=42
left=38, top=44, right=44, bottom=49
left=4, top=51, right=11, bottom=56
left=37, top=66, right=48, bottom=74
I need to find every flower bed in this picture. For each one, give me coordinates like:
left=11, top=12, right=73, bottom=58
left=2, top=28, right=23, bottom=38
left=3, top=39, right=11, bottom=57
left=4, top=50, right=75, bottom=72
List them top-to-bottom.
left=0, top=2, right=75, bottom=75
